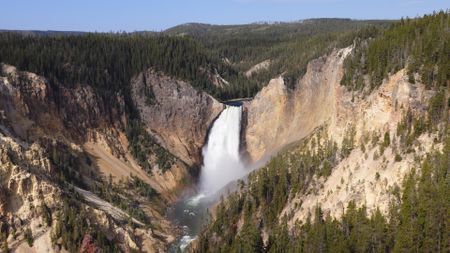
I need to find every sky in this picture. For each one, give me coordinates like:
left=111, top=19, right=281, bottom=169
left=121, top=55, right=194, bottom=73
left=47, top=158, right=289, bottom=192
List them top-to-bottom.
left=2, top=0, right=449, bottom=32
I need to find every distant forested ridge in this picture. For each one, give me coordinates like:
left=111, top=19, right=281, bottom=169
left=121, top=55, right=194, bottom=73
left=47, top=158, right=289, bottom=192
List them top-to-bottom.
left=0, top=18, right=391, bottom=105
left=166, top=18, right=391, bottom=88
left=0, top=33, right=244, bottom=107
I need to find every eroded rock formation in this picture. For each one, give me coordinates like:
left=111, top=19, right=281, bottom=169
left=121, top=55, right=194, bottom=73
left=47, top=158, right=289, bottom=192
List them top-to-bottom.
left=244, top=47, right=352, bottom=162
left=0, top=64, right=211, bottom=252
left=131, top=69, right=223, bottom=166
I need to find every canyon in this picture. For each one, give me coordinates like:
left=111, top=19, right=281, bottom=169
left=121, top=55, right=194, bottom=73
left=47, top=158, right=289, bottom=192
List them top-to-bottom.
left=0, top=33, right=447, bottom=253
left=0, top=63, right=223, bottom=252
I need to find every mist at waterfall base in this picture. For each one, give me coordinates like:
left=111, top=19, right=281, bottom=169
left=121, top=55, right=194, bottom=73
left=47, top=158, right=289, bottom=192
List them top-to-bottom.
left=168, top=105, right=250, bottom=252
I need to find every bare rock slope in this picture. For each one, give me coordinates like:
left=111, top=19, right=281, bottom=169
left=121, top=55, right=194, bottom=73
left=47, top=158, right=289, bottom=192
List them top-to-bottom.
left=244, top=47, right=352, bottom=162
left=132, top=69, right=223, bottom=166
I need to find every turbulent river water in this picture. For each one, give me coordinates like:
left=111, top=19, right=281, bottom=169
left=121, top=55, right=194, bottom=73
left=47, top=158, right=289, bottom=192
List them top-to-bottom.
left=168, top=105, right=248, bottom=252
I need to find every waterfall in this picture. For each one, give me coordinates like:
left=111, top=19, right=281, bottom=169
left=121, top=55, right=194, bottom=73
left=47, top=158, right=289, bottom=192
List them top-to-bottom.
left=168, top=105, right=248, bottom=252
left=199, top=105, right=246, bottom=195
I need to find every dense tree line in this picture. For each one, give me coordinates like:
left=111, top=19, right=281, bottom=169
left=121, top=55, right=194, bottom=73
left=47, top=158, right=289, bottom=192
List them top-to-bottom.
left=341, top=11, right=450, bottom=91
left=0, top=19, right=393, bottom=101
left=166, top=19, right=390, bottom=90
left=168, top=19, right=389, bottom=68
left=171, top=19, right=390, bottom=90
left=125, top=120, right=177, bottom=173
left=52, top=195, right=120, bottom=252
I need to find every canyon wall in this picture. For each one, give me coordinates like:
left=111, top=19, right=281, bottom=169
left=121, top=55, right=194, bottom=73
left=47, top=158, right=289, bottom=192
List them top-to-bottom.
left=244, top=47, right=352, bottom=162
left=243, top=48, right=436, bottom=223
left=0, top=64, right=222, bottom=252
left=282, top=68, right=435, bottom=224
left=131, top=69, right=223, bottom=167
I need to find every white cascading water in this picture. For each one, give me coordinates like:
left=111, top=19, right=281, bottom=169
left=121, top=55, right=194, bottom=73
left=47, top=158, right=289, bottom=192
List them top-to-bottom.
left=170, top=105, right=248, bottom=252
left=198, top=105, right=247, bottom=196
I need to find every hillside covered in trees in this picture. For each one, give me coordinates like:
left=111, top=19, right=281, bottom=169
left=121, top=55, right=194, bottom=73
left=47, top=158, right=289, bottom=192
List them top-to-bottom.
left=192, top=11, right=449, bottom=253
left=342, top=11, right=450, bottom=91
left=0, top=18, right=390, bottom=105
left=167, top=18, right=391, bottom=89
left=0, top=33, right=242, bottom=106
left=196, top=137, right=449, bottom=253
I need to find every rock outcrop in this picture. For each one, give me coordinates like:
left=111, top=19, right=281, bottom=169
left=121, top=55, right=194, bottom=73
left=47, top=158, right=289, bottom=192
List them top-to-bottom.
left=244, top=47, right=352, bottom=162
left=245, top=59, right=271, bottom=78
left=0, top=64, right=196, bottom=252
left=0, top=64, right=126, bottom=142
left=0, top=65, right=62, bottom=140
left=132, top=69, right=223, bottom=166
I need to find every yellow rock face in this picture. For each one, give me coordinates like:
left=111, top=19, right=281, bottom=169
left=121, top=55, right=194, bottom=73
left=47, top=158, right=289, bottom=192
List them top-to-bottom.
left=244, top=48, right=351, bottom=162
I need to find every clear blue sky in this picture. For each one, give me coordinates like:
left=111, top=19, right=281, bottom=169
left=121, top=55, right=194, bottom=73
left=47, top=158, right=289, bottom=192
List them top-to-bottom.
left=2, top=0, right=449, bottom=32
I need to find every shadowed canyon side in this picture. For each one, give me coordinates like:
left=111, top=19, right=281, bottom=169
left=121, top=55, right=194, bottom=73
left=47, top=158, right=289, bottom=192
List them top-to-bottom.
left=244, top=47, right=352, bottom=162
left=0, top=64, right=225, bottom=252
left=131, top=69, right=224, bottom=167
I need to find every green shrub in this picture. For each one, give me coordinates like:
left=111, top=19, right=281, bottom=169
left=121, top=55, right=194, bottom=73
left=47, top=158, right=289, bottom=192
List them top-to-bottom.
left=428, top=90, right=446, bottom=127
left=125, top=120, right=175, bottom=173
left=341, top=126, right=356, bottom=158
left=383, top=131, right=390, bottom=147
left=395, top=153, right=402, bottom=162
left=375, top=172, right=380, bottom=180
left=40, top=204, right=52, bottom=226
left=24, top=228, right=33, bottom=247
left=0, top=230, right=9, bottom=253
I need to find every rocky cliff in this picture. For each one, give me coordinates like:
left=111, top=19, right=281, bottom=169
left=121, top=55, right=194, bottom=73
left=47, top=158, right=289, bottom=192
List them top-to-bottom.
left=243, top=47, right=438, bottom=223
left=244, top=47, right=352, bottom=162
left=0, top=64, right=220, bottom=252
left=282, top=67, right=437, bottom=223
left=131, top=69, right=223, bottom=167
